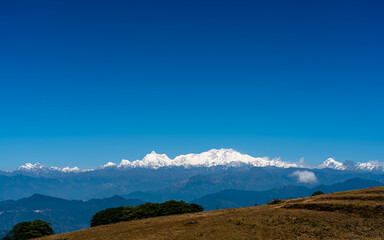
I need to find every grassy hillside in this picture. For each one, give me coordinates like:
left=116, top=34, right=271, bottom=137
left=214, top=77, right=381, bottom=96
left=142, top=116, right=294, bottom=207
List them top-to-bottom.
left=192, top=178, right=383, bottom=210
left=37, top=187, right=384, bottom=240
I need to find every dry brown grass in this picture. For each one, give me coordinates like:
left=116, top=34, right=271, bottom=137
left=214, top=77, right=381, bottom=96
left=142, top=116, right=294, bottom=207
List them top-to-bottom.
left=37, top=187, right=384, bottom=240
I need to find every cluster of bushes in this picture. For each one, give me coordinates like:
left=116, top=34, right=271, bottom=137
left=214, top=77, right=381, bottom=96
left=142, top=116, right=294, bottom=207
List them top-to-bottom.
left=312, top=191, right=324, bottom=196
left=267, top=199, right=283, bottom=205
left=90, top=200, right=204, bottom=227
left=2, top=220, right=54, bottom=240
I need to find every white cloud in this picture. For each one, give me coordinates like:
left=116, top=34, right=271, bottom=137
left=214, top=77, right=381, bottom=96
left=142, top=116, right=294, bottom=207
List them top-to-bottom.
left=290, top=170, right=318, bottom=184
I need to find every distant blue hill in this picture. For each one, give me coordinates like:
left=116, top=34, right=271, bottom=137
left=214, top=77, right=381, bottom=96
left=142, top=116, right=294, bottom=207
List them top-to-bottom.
left=1, top=166, right=384, bottom=202
left=124, top=168, right=384, bottom=202
left=191, top=178, right=383, bottom=210
left=0, top=194, right=143, bottom=238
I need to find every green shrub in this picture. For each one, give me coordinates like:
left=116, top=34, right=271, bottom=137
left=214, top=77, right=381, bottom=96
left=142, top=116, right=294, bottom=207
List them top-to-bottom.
left=312, top=191, right=325, bottom=196
left=267, top=199, right=283, bottom=205
left=90, top=200, right=204, bottom=227
left=89, top=206, right=134, bottom=227
left=2, top=220, right=54, bottom=240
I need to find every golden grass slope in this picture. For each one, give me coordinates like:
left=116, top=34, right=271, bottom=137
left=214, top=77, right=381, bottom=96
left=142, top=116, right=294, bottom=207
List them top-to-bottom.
left=37, top=187, right=384, bottom=240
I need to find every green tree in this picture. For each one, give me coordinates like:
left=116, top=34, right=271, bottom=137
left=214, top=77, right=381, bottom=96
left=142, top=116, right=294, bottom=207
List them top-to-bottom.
left=312, top=190, right=324, bottom=196
left=267, top=199, right=283, bottom=205
left=90, top=201, right=204, bottom=227
left=190, top=203, right=204, bottom=212
left=90, top=206, right=134, bottom=227
left=2, top=220, right=54, bottom=240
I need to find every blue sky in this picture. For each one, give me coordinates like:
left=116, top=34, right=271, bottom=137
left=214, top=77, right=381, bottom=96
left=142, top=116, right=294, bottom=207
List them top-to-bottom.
left=0, top=0, right=383, bottom=169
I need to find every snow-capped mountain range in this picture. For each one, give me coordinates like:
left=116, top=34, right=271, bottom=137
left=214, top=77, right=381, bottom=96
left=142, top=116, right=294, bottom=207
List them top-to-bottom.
left=8, top=149, right=384, bottom=173
left=106, top=149, right=298, bottom=169
left=16, top=163, right=86, bottom=173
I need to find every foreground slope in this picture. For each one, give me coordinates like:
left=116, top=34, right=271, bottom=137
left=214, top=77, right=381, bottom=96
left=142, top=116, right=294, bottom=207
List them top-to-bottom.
left=192, top=178, right=382, bottom=210
left=38, top=187, right=384, bottom=240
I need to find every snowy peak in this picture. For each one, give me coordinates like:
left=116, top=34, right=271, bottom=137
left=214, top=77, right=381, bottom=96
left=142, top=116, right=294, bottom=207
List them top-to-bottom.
left=172, top=148, right=291, bottom=168
left=173, top=148, right=298, bottom=168
left=117, top=151, right=172, bottom=169
left=129, top=151, right=171, bottom=169
left=141, top=151, right=172, bottom=167
left=318, top=158, right=384, bottom=171
left=319, top=158, right=346, bottom=170
left=355, top=161, right=384, bottom=171
left=101, top=162, right=117, bottom=168
left=16, top=163, right=85, bottom=173
left=17, top=163, right=46, bottom=172
left=61, top=167, right=81, bottom=173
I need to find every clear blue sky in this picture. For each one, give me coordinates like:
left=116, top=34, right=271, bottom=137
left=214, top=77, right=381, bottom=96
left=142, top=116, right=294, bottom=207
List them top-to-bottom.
left=0, top=0, right=383, bottom=169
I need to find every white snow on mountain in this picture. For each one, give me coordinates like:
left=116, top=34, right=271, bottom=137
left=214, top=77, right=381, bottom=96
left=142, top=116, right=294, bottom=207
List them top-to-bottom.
left=12, top=149, right=384, bottom=172
left=114, top=149, right=297, bottom=169
left=118, top=151, right=172, bottom=169
left=317, top=158, right=384, bottom=171
left=318, top=158, right=346, bottom=170
left=355, top=161, right=384, bottom=171
left=102, top=162, right=117, bottom=168
left=16, top=163, right=85, bottom=173
left=17, top=163, right=43, bottom=171
left=61, top=167, right=81, bottom=173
